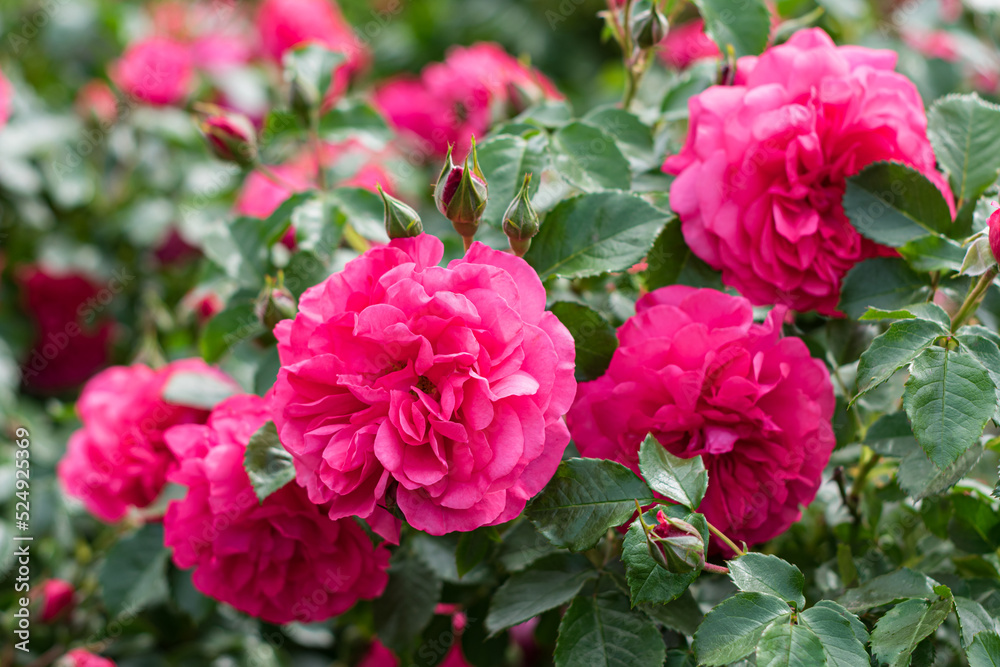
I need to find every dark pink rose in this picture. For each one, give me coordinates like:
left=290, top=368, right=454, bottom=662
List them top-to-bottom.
left=659, top=20, right=720, bottom=70
left=664, top=28, right=954, bottom=315
left=111, top=37, right=193, bottom=106
left=271, top=235, right=576, bottom=535
left=17, top=266, right=114, bottom=394
left=568, top=286, right=835, bottom=548
left=57, top=360, right=239, bottom=522
left=164, top=394, right=389, bottom=624
left=37, top=579, right=75, bottom=623
left=60, top=650, right=115, bottom=667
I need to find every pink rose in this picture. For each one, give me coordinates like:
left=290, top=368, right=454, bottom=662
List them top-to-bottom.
left=659, top=20, right=720, bottom=70
left=664, top=28, right=953, bottom=315
left=902, top=29, right=959, bottom=61
left=111, top=37, right=193, bottom=106
left=374, top=43, right=562, bottom=158
left=0, top=66, right=12, bottom=128
left=75, top=80, right=119, bottom=127
left=271, top=235, right=576, bottom=535
left=17, top=266, right=114, bottom=394
left=568, top=286, right=835, bottom=548
left=57, top=360, right=238, bottom=522
left=164, top=394, right=389, bottom=623
left=37, top=579, right=75, bottom=623
left=358, top=640, right=399, bottom=667
left=60, top=650, right=115, bottom=667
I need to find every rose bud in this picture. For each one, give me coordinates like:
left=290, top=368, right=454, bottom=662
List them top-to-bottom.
left=632, top=4, right=669, bottom=50
left=75, top=80, right=119, bottom=128
left=197, top=105, right=258, bottom=167
left=434, top=139, right=488, bottom=250
left=503, top=173, right=540, bottom=257
left=379, top=184, right=423, bottom=239
left=989, top=206, right=1000, bottom=266
left=255, top=275, right=298, bottom=332
left=639, top=509, right=705, bottom=573
left=37, top=578, right=75, bottom=623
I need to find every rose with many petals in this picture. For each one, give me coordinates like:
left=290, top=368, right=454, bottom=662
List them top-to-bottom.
left=659, top=20, right=720, bottom=70
left=663, top=28, right=953, bottom=315
left=111, top=37, right=193, bottom=106
left=374, top=43, right=562, bottom=158
left=271, top=235, right=576, bottom=535
left=18, top=266, right=115, bottom=394
left=568, top=286, right=835, bottom=548
left=57, top=360, right=238, bottom=522
left=164, top=394, right=389, bottom=623
left=59, top=650, right=115, bottom=667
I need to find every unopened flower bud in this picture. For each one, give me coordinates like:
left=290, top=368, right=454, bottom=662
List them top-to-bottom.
left=632, top=4, right=669, bottom=50
left=197, top=105, right=258, bottom=167
left=434, top=140, right=488, bottom=248
left=503, top=173, right=540, bottom=257
left=379, top=184, right=423, bottom=239
left=989, top=206, right=1000, bottom=266
left=255, top=276, right=298, bottom=332
left=641, top=510, right=705, bottom=573
left=36, top=579, right=75, bottom=623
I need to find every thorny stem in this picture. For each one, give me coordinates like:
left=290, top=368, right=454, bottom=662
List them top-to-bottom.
left=951, top=266, right=998, bottom=332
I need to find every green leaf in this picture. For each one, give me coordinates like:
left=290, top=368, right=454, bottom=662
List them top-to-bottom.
left=691, top=0, right=771, bottom=58
left=282, top=43, right=345, bottom=101
left=927, top=93, right=1000, bottom=207
left=319, top=99, right=392, bottom=144
left=581, top=107, right=655, bottom=170
left=549, top=122, right=631, bottom=192
left=477, top=133, right=549, bottom=229
left=843, top=162, right=954, bottom=247
left=329, top=186, right=389, bottom=243
left=263, top=191, right=318, bottom=245
left=525, top=191, right=669, bottom=280
left=292, top=196, right=344, bottom=259
left=201, top=216, right=274, bottom=286
left=641, top=217, right=723, bottom=291
left=900, top=234, right=967, bottom=272
left=962, top=236, right=998, bottom=277
left=839, top=258, right=931, bottom=320
left=200, top=301, right=263, bottom=362
left=549, top=302, right=619, bottom=383
left=858, top=303, right=951, bottom=328
left=855, top=318, right=948, bottom=398
left=958, top=333, right=1000, bottom=423
left=903, top=346, right=995, bottom=469
left=161, top=369, right=239, bottom=410
left=864, top=412, right=919, bottom=458
left=243, top=421, right=296, bottom=502
left=637, top=434, right=707, bottom=510
left=897, top=439, right=984, bottom=500
left=526, top=458, right=655, bottom=552
left=948, top=493, right=1000, bottom=553
left=623, top=507, right=706, bottom=606
left=496, top=520, right=558, bottom=573
left=99, top=523, right=170, bottom=617
left=455, top=528, right=497, bottom=579
left=727, top=553, right=806, bottom=610
left=373, top=554, right=442, bottom=654
left=485, top=555, right=597, bottom=634
left=837, top=568, right=939, bottom=613
left=870, top=587, right=954, bottom=667
left=640, top=590, right=704, bottom=636
left=693, top=593, right=792, bottom=666
left=554, top=594, right=666, bottom=667
left=956, top=597, right=998, bottom=649
left=812, top=601, right=870, bottom=644
left=799, top=604, right=870, bottom=667
left=755, top=621, right=827, bottom=667
left=968, top=631, right=1000, bottom=667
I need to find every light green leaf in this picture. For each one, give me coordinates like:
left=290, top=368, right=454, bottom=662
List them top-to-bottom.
left=691, top=0, right=771, bottom=58
left=927, top=93, right=1000, bottom=207
left=582, top=106, right=655, bottom=170
left=549, top=122, right=631, bottom=192
left=477, top=133, right=548, bottom=229
left=962, top=236, right=998, bottom=277
left=549, top=302, right=618, bottom=383
left=858, top=303, right=951, bottom=328
left=855, top=318, right=948, bottom=398
left=903, top=346, right=995, bottom=469
left=161, top=370, right=239, bottom=410
left=243, top=421, right=296, bottom=502
left=637, top=434, right=707, bottom=510
left=526, top=458, right=655, bottom=552
left=727, top=553, right=806, bottom=610
left=870, top=587, right=954, bottom=667
left=693, top=593, right=792, bottom=666
left=554, top=594, right=666, bottom=667
left=956, top=597, right=999, bottom=649
left=799, top=604, right=870, bottom=667
left=755, top=621, right=827, bottom=667
left=968, top=631, right=1000, bottom=667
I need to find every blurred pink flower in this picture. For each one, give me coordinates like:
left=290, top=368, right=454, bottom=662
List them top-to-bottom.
left=659, top=20, right=720, bottom=70
left=111, top=37, right=193, bottom=106
left=37, top=579, right=75, bottom=623
left=60, top=650, right=115, bottom=667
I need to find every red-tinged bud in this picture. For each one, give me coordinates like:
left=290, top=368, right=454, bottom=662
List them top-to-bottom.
left=197, top=104, right=258, bottom=167
left=434, top=139, right=489, bottom=248
left=989, top=206, right=1000, bottom=265
left=255, top=275, right=297, bottom=331
left=640, top=509, right=705, bottom=573
left=37, top=579, right=75, bottom=623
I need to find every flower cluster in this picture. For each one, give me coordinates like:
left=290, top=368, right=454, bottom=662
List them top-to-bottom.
left=569, top=286, right=835, bottom=547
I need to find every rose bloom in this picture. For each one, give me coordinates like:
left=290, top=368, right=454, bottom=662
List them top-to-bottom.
left=659, top=20, right=720, bottom=70
left=664, top=28, right=953, bottom=315
left=111, top=36, right=193, bottom=106
left=373, top=43, right=562, bottom=158
left=0, top=66, right=12, bottom=128
left=75, top=80, right=119, bottom=126
left=271, top=235, right=576, bottom=535
left=18, top=266, right=114, bottom=394
left=568, top=286, right=835, bottom=547
left=57, top=360, right=238, bottom=522
left=164, top=394, right=389, bottom=623
left=37, top=579, right=75, bottom=623
left=59, top=650, right=115, bottom=667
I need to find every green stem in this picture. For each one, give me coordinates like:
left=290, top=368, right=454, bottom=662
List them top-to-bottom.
left=310, top=111, right=328, bottom=191
left=951, top=267, right=998, bottom=332
left=848, top=447, right=881, bottom=511
left=707, top=521, right=746, bottom=557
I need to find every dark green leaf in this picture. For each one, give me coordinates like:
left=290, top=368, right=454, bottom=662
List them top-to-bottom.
left=691, top=0, right=771, bottom=58
left=928, top=94, right=1000, bottom=207
left=581, top=107, right=655, bottom=170
left=549, top=122, right=631, bottom=192
left=477, top=133, right=548, bottom=229
left=843, top=162, right=954, bottom=247
left=330, top=186, right=389, bottom=243
left=525, top=191, right=669, bottom=280
left=263, top=192, right=317, bottom=245
left=642, top=216, right=723, bottom=291
left=839, top=258, right=931, bottom=320
left=549, top=302, right=618, bottom=382
left=855, top=318, right=948, bottom=398
left=958, top=333, right=1000, bottom=423
left=903, top=346, right=995, bottom=469
left=161, top=369, right=239, bottom=410
left=864, top=412, right=919, bottom=458
left=243, top=421, right=296, bottom=502
left=637, top=434, right=707, bottom=510
left=897, top=439, right=984, bottom=500
left=526, top=458, right=655, bottom=552
left=948, top=493, right=1000, bottom=553
left=496, top=520, right=558, bottom=573
left=99, top=523, right=170, bottom=617
left=455, top=527, right=498, bottom=579
left=727, top=553, right=806, bottom=610
left=373, top=554, right=443, bottom=654
left=485, top=555, right=596, bottom=634
left=837, top=568, right=938, bottom=613
left=870, top=587, right=954, bottom=667
left=640, top=590, right=704, bottom=636
left=693, top=593, right=792, bottom=665
left=553, top=594, right=666, bottom=667
left=956, top=597, right=998, bottom=649
left=811, top=601, right=870, bottom=645
left=755, top=621, right=827, bottom=667
left=968, top=631, right=1000, bottom=667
